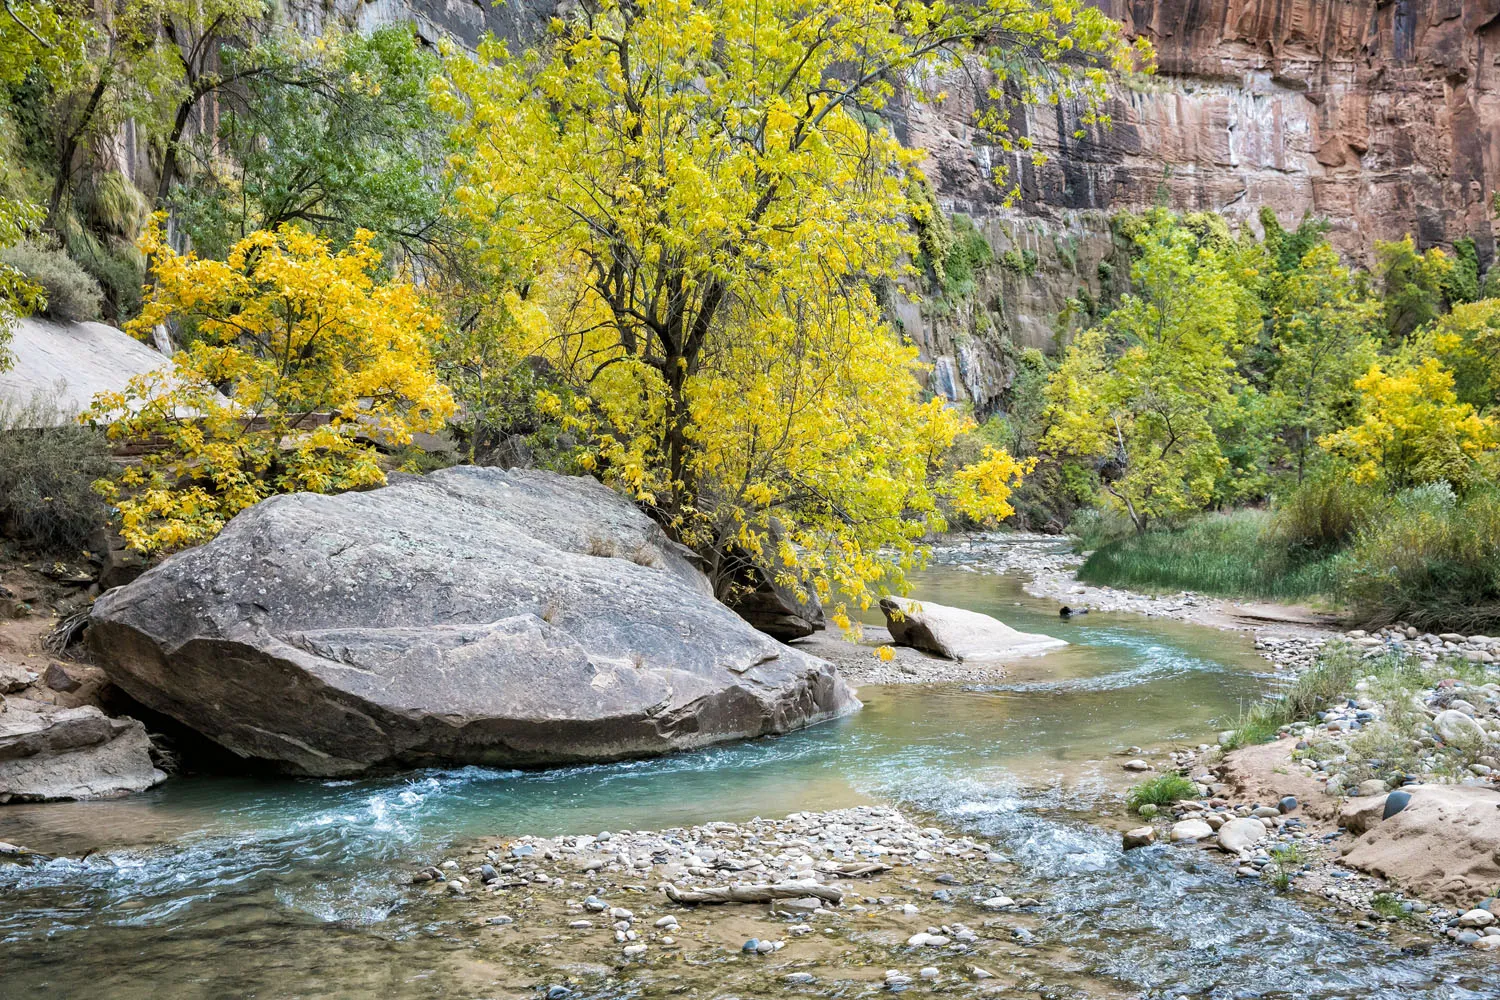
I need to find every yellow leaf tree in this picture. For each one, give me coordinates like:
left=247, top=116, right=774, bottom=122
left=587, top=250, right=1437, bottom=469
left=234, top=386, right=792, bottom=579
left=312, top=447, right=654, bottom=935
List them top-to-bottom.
left=436, top=0, right=1138, bottom=612
left=89, top=218, right=454, bottom=553
left=1319, top=357, right=1499, bottom=492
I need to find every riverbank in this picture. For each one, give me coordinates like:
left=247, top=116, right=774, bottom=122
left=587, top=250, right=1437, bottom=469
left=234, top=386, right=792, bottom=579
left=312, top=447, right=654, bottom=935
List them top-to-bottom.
left=411, top=806, right=1056, bottom=994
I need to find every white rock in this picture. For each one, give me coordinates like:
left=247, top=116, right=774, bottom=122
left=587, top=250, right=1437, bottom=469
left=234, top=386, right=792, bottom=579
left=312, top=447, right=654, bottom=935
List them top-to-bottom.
left=1216, top=817, right=1268, bottom=854
left=1169, top=819, right=1213, bottom=842
left=1459, top=909, right=1496, bottom=928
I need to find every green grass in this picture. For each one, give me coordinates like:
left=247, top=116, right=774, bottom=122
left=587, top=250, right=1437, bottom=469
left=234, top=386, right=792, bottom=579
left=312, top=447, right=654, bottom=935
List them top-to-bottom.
left=1077, top=510, right=1341, bottom=601
left=1223, top=644, right=1362, bottom=749
left=1126, top=773, right=1197, bottom=813
left=1270, top=843, right=1310, bottom=868
left=1263, top=866, right=1292, bottom=892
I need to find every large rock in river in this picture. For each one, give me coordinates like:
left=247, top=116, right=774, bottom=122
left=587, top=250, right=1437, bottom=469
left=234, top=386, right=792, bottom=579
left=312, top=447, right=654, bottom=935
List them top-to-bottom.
left=89, top=468, right=858, bottom=776
left=879, top=596, right=1064, bottom=662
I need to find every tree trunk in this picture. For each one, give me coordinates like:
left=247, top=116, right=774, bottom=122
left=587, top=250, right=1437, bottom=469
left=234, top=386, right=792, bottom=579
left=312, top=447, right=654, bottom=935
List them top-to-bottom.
left=47, top=69, right=111, bottom=233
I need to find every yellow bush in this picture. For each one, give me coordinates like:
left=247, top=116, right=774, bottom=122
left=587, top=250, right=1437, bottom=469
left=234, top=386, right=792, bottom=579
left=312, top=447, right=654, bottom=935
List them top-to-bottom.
left=89, top=217, right=454, bottom=553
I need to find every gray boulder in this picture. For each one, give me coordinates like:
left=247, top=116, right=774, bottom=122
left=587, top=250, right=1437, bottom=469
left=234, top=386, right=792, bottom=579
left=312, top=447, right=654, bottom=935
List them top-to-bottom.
left=89, top=468, right=858, bottom=776
left=879, top=596, right=1065, bottom=662
left=0, top=697, right=165, bottom=801
left=1215, top=816, right=1268, bottom=854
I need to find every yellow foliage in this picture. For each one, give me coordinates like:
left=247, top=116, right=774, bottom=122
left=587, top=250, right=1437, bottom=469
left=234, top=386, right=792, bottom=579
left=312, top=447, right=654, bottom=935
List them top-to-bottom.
left=435, top=0, right=1127, bottom=607
left=88, top=216, right=454, bottom=553
left=1319, top=357, right=1499, bottom=491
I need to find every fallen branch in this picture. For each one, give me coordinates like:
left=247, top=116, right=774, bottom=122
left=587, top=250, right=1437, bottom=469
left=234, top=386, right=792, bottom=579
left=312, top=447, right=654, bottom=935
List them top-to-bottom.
left=815, top=861, right=891, bottom=878
left=659, top=880, right=844, bottom=907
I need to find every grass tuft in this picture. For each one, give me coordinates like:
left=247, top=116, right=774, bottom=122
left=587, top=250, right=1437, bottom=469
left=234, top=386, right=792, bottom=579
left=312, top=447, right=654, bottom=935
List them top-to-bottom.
left=1126, top=773, right=1197, bottom=813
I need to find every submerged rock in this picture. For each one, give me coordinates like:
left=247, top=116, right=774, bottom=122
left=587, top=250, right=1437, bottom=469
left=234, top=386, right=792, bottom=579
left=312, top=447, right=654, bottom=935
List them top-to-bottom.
left=90, top=468, right=858, bottom=776
left=878, top=596, right=1065, bottom=662
left=0, top=697, right=165, bottom=801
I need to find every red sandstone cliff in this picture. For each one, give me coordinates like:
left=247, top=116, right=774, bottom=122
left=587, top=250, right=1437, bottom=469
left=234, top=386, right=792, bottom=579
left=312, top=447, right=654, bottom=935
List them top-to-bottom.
left=900, top=0, right=1500, bottom=411
left=912, top=0, right=1500, bottom=264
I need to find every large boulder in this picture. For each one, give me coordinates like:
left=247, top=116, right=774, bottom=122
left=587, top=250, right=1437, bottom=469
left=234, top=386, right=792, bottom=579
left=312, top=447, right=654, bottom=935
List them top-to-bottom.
left=89, top=468, right=858, bottom=776
left=879, top=597, right=1065, bottom=662
left=0, top=697, right=165, bottom=801
left=1339, top=784, right=1500, bottom=907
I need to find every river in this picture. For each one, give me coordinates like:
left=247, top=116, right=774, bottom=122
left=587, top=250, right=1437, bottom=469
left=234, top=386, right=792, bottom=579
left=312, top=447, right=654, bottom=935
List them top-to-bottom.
left=0, top=569, right=1492, bottom=997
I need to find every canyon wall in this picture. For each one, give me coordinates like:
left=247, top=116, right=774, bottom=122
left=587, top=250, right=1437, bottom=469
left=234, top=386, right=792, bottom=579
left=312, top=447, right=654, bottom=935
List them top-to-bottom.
left=898, top=0, right=1500, bottom=414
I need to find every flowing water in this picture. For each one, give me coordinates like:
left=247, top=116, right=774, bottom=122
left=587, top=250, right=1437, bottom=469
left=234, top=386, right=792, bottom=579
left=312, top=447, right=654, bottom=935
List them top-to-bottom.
left=0, top=567, right=1492, bottom=997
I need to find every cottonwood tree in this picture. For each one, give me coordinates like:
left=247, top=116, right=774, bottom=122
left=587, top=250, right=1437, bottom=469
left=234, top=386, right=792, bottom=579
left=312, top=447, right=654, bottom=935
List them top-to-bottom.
left=437, top=0, right=1146, bottom=613
left=1043, top=212, right=1261, bottom=531
left=1267, top=243, right=1380, bottom=481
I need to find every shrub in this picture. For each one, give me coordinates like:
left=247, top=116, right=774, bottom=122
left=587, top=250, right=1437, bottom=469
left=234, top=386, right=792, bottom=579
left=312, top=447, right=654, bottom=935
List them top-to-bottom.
left=0, top=237, right=102, bottom=322
left=0, top=394, right=113, bottom=553
left=1266, top=471, right=1386, bottom=555
left=1340, top=485, right=1500, bottom=632
left=1067, top=505, right=1133, bottom=551
left=1126, top=773, right=1197, bottom=813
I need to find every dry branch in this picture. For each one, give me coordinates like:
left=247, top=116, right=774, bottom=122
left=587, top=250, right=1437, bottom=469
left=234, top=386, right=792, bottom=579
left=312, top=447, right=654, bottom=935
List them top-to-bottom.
left=659, top=880, right=845, bottom=906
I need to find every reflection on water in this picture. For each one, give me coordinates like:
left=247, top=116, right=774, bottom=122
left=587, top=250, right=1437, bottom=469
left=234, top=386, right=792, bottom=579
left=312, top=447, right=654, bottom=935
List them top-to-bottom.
left=0, top=566, right=1488, bottom=997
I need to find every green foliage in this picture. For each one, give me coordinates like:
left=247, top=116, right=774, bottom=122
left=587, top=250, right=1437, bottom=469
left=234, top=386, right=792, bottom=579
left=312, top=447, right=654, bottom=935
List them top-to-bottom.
left=173, top=26, right=453, bottom=265
left=80, top=171, right=148, bottom=241
left=1043, top=210, right=1264, bottom=530
left=939, top=215, right=992, bottom=296
left=0, top=236, right=101, bottom=321
left=1375, top=236, right=1452, bottom=341
left=1443, top=238, right=1481, bottom=306
left=1265, top=243, right=1380, bottom=479
left=1000, top=247, right=1037, bottom=276
left=0, top=393, right=113, bottom=553
left=1266, top=470, right=1388, bottom=555
left=1340, top=483, right=1500, bottom=632
left=1078, top=509, right=1342, bottom=600
left=1126, top=773, right=1196, bottom=813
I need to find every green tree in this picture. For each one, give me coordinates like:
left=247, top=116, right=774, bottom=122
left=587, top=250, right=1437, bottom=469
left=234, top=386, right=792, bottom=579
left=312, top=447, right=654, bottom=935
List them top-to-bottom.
left=173, top=25, right=454, bottom=265
left=1043, top=211, right=1261, bottom=531
left=1376, top=235, right=1452, bottom=342
left=1267, top=243, right=1380, bottom=480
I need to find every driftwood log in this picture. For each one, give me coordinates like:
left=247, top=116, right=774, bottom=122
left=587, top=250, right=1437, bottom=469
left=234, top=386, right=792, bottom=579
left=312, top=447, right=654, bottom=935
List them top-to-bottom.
left=815, top=861, right=891, bottom=878
left=660, top=880, right=845, bottom=906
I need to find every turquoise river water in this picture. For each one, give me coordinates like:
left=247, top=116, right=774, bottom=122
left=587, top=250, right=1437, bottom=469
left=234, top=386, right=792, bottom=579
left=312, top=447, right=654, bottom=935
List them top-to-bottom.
left=0, top=568, right=1493, bottom=998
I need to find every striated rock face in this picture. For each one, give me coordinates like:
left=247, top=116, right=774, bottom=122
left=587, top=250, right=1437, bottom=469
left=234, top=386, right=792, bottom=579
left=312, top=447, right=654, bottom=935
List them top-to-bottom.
left=898, top=0, right=1500, bottom=413
left=89, top=468, right=858, bottom=776
left=0, top=698, right=165, bottom=801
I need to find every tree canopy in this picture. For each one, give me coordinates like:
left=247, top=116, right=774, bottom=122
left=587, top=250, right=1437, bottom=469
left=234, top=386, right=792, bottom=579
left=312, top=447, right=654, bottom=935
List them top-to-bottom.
left=435, top=0, right=1145, bottom=610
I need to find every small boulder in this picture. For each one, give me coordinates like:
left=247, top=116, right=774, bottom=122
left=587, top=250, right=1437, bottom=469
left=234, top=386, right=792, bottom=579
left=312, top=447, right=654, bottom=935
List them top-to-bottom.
left=879, top=596, right=1065, bottom=662
left=1435, top=710, right=1486, bottom=747
left=1355, top=778, right=1390, bottom=797
left=1216, top=817, right=1268, bottom=854
left=1170, top=819, right=1213, bottom=842
left=1123, top=826, right=1156, bottom=850
left=1460, top=909, right=1496, bottom=928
